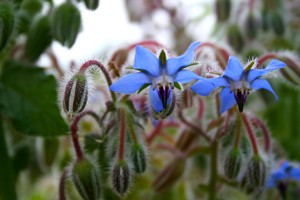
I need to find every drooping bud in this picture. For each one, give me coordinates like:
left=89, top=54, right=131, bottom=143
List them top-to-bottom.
left=21, top=0, right=43, bottom=16
left=83, top=0, right=100, bottom=10
left=215, top=0, right=231, bottom=22
left=0, top=1, right=16, bottom=52
left=52, top=2, right=81, bottom=48
left=261, top=7, right=270, bottom=31
left=270, top=10, right=285, bottom=36
left=25, top=15, right=53, bottom=61
left=227, top=24, right=244, bottom=52
left=63, top=71, right=88, bottom=117
left=84, top=133, right=101, bottom=154
left=131, top=144, right=147, bottom=174
left=224, top=148, right=242, bottom=180
left=240, top=156, right=267, bottom=194
left=71, top=158, right=101, bottom=200
left=112, top=159, right=131, bottom=196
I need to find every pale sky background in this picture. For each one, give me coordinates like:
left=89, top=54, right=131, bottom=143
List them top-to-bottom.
left=50, top=0, right=215, bottom=69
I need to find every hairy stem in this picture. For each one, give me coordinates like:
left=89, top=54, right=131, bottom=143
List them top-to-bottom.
left=79, top=60, right=116, bottom=102
left=118, top=109, right=126, bottom=160
left=71, top=110, right=101, bottom=160
left=241, top=113, right=259, bottom=155
left=233, top=115, right=242, bottom=148
left=208, top=140, right=218, bottom=200
left=59, top=169, right=68, bottom=200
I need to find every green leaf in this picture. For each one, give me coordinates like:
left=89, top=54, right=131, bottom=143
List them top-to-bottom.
left=0, top=1, right=16, bottom=53
left=51, top=2, right=81, bottom=48
left=25, top=15, right=53, bottom=62
left=0, top=60, right=68, bottom=136
left=174, top=82, right=181, bottom=90
left=137, top=83, right=150, bottom=94
left=0, top=115, right=17, bottom=200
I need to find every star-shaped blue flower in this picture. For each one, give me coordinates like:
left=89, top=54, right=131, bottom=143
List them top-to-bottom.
left=110, top=41, right=201, bottom=113
left=191, top=56, right=286, bottom=113
left=267, top=161, right=300, bottom=188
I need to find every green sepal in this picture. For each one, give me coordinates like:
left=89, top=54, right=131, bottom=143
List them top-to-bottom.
left=159, top=49, right=167, bottom=65
left=174, top=82, right=182, bottom=90
left=137, top=83, right=151, bottom=94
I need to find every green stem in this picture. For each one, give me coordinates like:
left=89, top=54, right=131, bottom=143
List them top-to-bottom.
left=127, top=113, right=138, bottom=144
left=241, top=113, right=259, bottom=155
left=0, top=114, right=17, bottom=200
left=208, top=140, right=218, bottom=200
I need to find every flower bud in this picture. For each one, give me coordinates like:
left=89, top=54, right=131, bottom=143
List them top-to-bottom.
left=21, top=0, right=43, bottom=16
left=83, top=0, right=100, bottom=10
left=215, top=0, right=231, bottom=22
left=0, top=1, right=16, bottom=52
left=52, top=2, right=81, bottom=48
left=270, top=10, right=285, bottom=36
left=245, top=13, right=259, bottom=40
left=25, top=15, right=53, bottom=61
left=227, top=24, right=244, bottom=52
left=63, top=72, right=88, bottom=117
left=131, top=144, right=147, bottom=174
left=224, top=148, right=241, bottom=180
left=240, top=156, right=267, bottom=194
left=71, top=158, right=101, bottom=200
left=112, top=160, right=131, bottom=196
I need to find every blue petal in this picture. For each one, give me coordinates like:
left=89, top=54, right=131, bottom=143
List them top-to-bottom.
left=166, top=41, right=200, bottom=76
left=133, top=45, right=161, bottom=77
left=223, top=56, right=244, bottom=81
left=247, top=59, right=286, bottom=82
left=174, top=69, right=200, bottom=84
left=110, top=72, right=151, bottom=94
left=191, top=77, right=228, bottom=96
left=250, top=79, right=278, bottom=100
left=149, top=85, right=163, bottom=112
left=220, top=87, right=236, bottom=113
left=289, top=167, right=300, bottom=182
left=266, top=170, right=286, bottom=188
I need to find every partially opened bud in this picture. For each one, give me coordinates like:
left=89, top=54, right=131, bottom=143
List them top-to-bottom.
left=63, top=71, right=88, bottom=117
left=131, top=144, right=147, bottom=174
left=224, top=148, right=242, bottom=180
left=240, top=156, right=267, bottom=194
left=71, top=158, right=101, bottom=200
left=112, top=159, right=131, bottom=196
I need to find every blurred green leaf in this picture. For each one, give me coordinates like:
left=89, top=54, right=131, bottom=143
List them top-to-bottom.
left=84, top=0, right=100, bottom=10
left=0, top=1, right=16, bottom=53
left=25, top=15, right=52, bottom=62
left=0, top=60, right=68, bottom=136
left=264, top=83, right=300, bottom=160
left=0, top=115, right=17, bottom=200
left=43, top=137, right=59, bottom=166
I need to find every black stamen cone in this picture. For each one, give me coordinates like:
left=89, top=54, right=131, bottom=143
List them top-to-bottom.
left=158, top=86, right=170, bottom=109
left=234, top=90, right=245, bottom=112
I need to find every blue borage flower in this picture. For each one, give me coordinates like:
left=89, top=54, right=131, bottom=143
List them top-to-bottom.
left=110, top=41, right=201, bottom=113
left=191, top=56, right=286, bottom=113
left=267, top=161, right=300, bottom=188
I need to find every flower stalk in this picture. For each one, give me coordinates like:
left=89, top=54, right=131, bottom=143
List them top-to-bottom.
left=79, top=60, right=116, bottom=102
left=118, top=109, right=126, bottom=161
left=241, top=113, right=259, bottom=155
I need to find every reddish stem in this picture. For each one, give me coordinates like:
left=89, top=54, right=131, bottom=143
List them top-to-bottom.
left=127, top=40, right=164, bottom=51
left=257, top=53, right=277, bottom=68
left=79, top=60, right=116, bottom=102
left=197, top=97, right=205, bottom=119
left=118, top=109, right=126, bottom=160
left=70, top=110, right=101, bottom=160
left=241, top=113, right=259, bottom=155
left=250, top=116, right=271, bottom=152
left=146, top=120, right=164, bottom=144
left=59, top=169, right=68, bottom=200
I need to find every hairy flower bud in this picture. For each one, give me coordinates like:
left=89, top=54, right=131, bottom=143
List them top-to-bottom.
left=215, top=0, right=231, bottom=22
left=52, top=2, right=81, bottom=48
left=227, top=24, right=244, bottom=52
left=63, top=71, right=88, bottom=117
left=131, top=144, right=147, bottom=174
left=224, top=148, right=242, bottom=180
left=240, top=156, right=267, bottom=194
left=71, top=158, right=101, bottom=200
left=112, top=160, right=131, bottom=196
